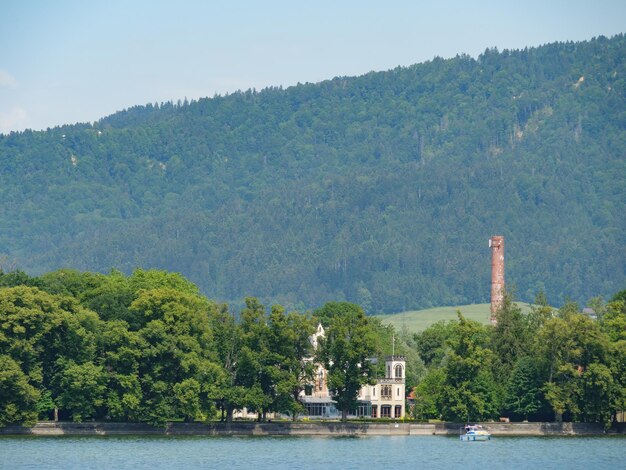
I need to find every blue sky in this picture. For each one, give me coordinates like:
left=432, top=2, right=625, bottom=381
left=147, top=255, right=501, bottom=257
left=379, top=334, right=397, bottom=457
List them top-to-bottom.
left=1, top=0, right=624, bottom=133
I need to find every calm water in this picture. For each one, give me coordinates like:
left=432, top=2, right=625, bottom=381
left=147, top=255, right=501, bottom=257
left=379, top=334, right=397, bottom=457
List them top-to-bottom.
left=1, top=435, right=624, bottom=469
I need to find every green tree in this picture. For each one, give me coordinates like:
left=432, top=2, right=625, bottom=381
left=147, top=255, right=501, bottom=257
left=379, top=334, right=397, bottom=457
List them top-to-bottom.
left=38, top=269, right=101, bottom=299
left=80, top=269, right=202, bottom=329
left=128, top=269, right=200, bottom=297
left=0, top=270, right=39, bottom=288
left=80, top=271, right=135, bottom=326
left=0, top=286, right=98, bottom=421
left=0, top=286, right=66, bottom=386
left=130, top=287, right=221, bottom=425
left=527, top=291, right=554, bottom=334
left=491, top=293, right=529, bottom=382
left=600, top=293, right=626, bottom=424
left=602, top=295, right=626, bottom=342
left=587, top=296, right=607, bottom=321
left=236, top=297, right=272, bottom=421
left=316, top=302, right=377, bottom=421
left=209, top=304, right=243, bottom=422
left=536, top=305, right=611, bottom=422
left=266, top=306, right=315, bottom=420
left=437, top=313, right=498, bottom=422
left=369, top=317, right=424, bottom=390
left=98, top=320, right=144, bottom=421
left=414, top=321, right=455, bottom=367
left=607, top=341, right=626, bottom=424
left=0, top=355, right=39, bottom=427
left=503, top=357, right=541, bottom=421
left=57, top=361, right=106, bottom=422
left=578, top=363, right=615, bottom=429
left=542, top=366, right=580, bottom=422
left=411, top=368, right=444, bottom=420
left=173, top=378, right=202, bottom=422
left=36, top=389, right=56, bottom=420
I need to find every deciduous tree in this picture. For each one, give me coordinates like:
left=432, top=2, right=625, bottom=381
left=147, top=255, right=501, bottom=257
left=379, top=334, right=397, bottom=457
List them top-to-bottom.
left=317, top=302, right=377, bottom=421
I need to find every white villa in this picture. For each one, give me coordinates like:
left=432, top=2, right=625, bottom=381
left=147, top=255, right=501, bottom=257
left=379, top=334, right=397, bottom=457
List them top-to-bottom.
left=299, top=323, right=406, bottom=419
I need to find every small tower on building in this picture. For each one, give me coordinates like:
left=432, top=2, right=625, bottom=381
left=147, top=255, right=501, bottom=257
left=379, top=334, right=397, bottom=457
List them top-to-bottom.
left=489, top=235, right=504, bottom=325
left=381, top=355, right=406, bottom=419
left=386, top=355, right=405, bottom=381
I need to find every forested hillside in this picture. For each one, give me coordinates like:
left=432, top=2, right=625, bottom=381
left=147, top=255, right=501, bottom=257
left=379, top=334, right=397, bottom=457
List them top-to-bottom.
left=0, top=35, right=624, bottom=312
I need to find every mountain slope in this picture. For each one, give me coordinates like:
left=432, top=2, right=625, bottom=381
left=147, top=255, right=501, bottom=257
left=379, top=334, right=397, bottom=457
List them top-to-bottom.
left=1, top=35, right=624, bottom=312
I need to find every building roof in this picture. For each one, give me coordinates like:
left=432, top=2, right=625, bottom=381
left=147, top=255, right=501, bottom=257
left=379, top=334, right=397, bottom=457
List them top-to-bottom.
left=300, top=396, right=335, bottom=404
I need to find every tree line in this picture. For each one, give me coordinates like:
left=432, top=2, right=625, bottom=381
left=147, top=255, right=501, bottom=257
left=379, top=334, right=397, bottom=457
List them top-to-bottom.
left=0, top=268, right=389, bottom=426
left=1, top=268, right=624, bottom=428
left=411, top=291, right=626, bottom=428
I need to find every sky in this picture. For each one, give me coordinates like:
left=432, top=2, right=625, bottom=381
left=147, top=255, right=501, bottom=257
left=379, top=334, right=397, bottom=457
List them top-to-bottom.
left=1, top=0, right=624, bottom=134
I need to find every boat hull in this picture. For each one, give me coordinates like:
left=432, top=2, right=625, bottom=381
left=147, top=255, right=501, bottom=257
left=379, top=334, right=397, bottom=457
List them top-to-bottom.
left=460, top=434, right=491, bottom=441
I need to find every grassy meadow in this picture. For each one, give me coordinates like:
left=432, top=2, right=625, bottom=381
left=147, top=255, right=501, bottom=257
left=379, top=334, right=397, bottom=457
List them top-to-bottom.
left=373, top=303, right=533, bottom=335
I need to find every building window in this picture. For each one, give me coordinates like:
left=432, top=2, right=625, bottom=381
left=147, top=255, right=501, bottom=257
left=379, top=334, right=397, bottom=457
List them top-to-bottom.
left=395, top=364, right=403, bottom=378
left=387, top=365, right=391, bottom=377
left=318, top=371, right=324, bottom=391
left=305, top=385, right=312, bottom=396
left=381, top=385, right=392, bottom=399
left=373, top=387, right=375, bottom=397
left=397, top=387, right=400, bottom=397
left=305, top=403, right=327, bottom=416
left=354, top=403, right=371, bottom=417
left=371, top=405, right=378, bottom=418
left=381, top=405, right=391, bottom=418
left=394, top=405, right=402, bottom=418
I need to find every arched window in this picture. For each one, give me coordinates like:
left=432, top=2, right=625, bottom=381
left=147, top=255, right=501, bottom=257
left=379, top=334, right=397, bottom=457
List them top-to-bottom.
left=395, top=364, right=403, bottom=378
left=318, top=371, right=324, bottom=390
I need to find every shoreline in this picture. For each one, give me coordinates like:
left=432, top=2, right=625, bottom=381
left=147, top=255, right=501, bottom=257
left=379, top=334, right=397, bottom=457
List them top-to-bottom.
left=1, top=421, right=624, bottom=437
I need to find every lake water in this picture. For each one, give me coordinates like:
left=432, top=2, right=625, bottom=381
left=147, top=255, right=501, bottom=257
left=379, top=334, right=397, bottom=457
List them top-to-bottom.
left=1, top=435, right=624, bottom=469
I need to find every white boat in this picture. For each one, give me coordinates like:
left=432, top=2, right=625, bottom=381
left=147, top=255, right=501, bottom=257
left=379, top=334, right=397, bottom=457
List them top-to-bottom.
left=460, top=424, right=491, bottom=441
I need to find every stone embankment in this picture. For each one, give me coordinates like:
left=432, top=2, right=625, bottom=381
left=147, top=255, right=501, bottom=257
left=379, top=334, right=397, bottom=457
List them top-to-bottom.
left=1, top=421, right=624, bottom=436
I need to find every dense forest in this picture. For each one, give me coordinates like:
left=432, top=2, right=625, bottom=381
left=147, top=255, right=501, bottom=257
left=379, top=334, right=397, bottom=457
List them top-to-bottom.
left=0, top=35, right=624, bottom=312
left=1, top=269, right=624, bottom=428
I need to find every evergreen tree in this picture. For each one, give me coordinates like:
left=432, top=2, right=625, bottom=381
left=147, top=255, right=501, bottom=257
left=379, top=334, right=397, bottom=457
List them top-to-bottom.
left=503, top=357, right=542, bottom=421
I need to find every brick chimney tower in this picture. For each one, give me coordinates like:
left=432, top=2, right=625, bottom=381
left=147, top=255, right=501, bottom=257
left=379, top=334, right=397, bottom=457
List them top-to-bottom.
left=489, top=235, right=504, bottom=325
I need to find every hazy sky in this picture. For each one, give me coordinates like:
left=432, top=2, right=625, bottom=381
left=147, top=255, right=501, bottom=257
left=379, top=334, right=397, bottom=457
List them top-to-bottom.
left=1, top=0, right=624, bottom=133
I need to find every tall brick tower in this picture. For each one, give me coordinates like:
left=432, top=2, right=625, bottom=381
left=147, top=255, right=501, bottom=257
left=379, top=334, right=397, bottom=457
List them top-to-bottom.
left=489, top=235, right=504, bottom=325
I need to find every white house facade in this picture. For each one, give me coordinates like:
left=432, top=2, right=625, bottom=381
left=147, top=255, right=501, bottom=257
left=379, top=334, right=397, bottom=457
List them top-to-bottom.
left=299, top=324, right=406, bottom=419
